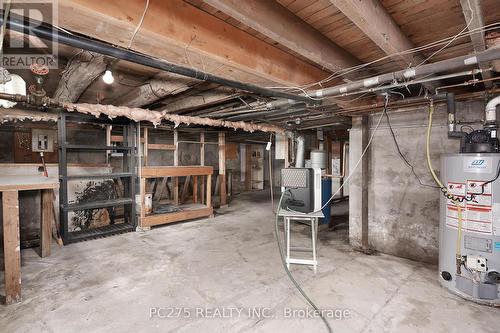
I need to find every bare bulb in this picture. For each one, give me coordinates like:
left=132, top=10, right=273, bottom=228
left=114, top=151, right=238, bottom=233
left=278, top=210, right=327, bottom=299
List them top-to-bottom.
left=102, top=70, right=114, bottom=85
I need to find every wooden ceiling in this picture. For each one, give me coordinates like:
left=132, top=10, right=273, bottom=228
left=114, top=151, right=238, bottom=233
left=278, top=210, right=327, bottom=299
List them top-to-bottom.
left=6, top=0, right=500, bottom=131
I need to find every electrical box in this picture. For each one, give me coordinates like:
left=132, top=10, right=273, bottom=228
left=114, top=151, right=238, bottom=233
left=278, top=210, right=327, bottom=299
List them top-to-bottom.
left=32, top=129, right=55, bottom=152
left=466, top=255, right=488, bottom=272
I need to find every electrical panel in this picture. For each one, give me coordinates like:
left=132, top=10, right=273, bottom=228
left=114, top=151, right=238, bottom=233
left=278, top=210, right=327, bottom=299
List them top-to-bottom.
left=32, top=129, right=55, bottom=152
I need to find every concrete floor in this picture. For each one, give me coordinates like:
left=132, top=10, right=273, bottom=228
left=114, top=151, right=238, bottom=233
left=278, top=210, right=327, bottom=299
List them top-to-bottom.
left=1, top=191, right=499, bottom=333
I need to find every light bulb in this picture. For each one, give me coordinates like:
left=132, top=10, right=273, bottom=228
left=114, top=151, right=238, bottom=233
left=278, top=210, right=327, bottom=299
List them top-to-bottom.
left=102, top=70, right=114, bottom=84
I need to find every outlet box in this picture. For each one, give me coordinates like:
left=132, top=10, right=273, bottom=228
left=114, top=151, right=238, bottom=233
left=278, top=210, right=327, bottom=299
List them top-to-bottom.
left=32, top=129, right=55, bottom=152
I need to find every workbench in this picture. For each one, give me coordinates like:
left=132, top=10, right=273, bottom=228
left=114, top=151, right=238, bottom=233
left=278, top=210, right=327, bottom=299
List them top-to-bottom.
left=139, top=166, right=213, bottom=228
left=0, top=175, right=58, bottom=304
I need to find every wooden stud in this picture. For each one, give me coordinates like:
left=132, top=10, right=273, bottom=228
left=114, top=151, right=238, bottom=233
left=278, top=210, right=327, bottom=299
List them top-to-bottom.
left=143, top=127, right=149, bottom=166
left=173, top=130, right=179, bottom=205
left=200, top=131, right=205, bottom=204
left=219, top=132, right=227, bottom=206
left=207, top=174, right=212, bottom=208
left=180, top=175, right=191, bottom=203
left=193, top=176, right=198, bottom=204
left=40, top=189, right=53, bottom=258
left=3, top=190, right=21, bottom=304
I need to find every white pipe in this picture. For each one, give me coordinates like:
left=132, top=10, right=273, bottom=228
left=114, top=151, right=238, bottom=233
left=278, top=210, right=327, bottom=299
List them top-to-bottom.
left=485, top=96, right=500, bottom=123
left=296, top=135, right=305, bottom=168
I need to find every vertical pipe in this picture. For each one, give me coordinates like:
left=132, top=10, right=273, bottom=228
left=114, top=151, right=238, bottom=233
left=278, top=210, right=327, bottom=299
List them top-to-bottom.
left=447, top=93, right=456, bottom=134
left=361, top=115, right=370, bottom=252
left=296, top=135, right=305, bottom=168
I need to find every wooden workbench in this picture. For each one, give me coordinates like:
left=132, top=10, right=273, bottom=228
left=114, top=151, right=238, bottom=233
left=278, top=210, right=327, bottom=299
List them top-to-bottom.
left=139, top=166, right=213, bottom=228
left=0, top=175, right=58, bottom=304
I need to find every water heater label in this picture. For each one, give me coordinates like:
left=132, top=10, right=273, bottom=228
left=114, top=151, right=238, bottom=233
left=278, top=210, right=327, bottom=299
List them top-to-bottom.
left=463, top=157, right=493, bottom=173
left=492, top=203, right=500, bottom=236
left=495, top=242, right=500, bottom=250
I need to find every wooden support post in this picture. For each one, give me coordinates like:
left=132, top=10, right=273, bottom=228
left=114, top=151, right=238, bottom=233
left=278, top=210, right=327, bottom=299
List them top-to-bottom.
left=361, top=115, right=370, bottom=252
left=105, top=125, right=111, bottom=164
left=144, top=127, right=149, bottom=166
left=173, top=130, right=179, bottom=205
left=200, top=131, right=205, bottom=204
left=219, top=132, right=227, bottom=206
left=245, top=144, right=252, bottom=191
left=207, top=174, right=212, bottom=208
left=180, top=176, right=191, bottom=203
left=193, top=176, right=198, bottom=204
left=140, top=177, right=146, bottom=220
left=40, top=189, right=53, bottom=258
left=3, top=190, right=21, bottom=304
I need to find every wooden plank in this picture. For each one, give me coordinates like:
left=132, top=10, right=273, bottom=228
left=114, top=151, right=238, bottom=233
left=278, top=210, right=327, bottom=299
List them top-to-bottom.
left=56, top=0, right=329, bottom=88
left=203, top=0, right=362, bottom=76
left=328, top=0, right=437, bottom=90
left=143, top=127, right=149, bottom=166
left=173, top=130, right=179, bottom=206
left=200, top=131, right=205, bottom=205
left=219, top=132, right=227, bottom=206
left=111, top=135, right=144, bottom=143
left=148, top=143, right=176, bottom=150
left=245, top=144, right=252, bottom=191
left=142, top=166, right=214, bottom=178
left=207, top=174, right=212, bottom=207
left=0, top=176, right=58, bottom=192
left=180, top=176, right=191, bottom=203
left=193, top=176, right=198, bottom=204
left=154, top=177, right=168, bottom=201
left=40, top=189, right=53, bottom=258
left=2, top=190, right=21, bottom=304
left=140, top=207, right=213, bottom=227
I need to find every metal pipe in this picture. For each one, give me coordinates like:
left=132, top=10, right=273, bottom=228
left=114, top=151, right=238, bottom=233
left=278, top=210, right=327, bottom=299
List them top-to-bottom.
left=2, top=12, right=310, bottom=103
left=314, top=47, right=500, bottom=98
left=447, top=92, right=457, bottom=133
left=485, top=95, right=500, bottom=124
left=295, top=135, right=305, bottom=168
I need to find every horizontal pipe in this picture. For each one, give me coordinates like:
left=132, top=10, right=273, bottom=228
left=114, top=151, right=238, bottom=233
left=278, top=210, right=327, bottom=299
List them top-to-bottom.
left=2, top=12, right=310, bottom=103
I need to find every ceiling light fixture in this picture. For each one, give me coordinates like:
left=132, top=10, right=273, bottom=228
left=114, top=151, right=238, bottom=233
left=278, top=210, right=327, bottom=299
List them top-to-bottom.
left=102, top=69, right=114, bottom=85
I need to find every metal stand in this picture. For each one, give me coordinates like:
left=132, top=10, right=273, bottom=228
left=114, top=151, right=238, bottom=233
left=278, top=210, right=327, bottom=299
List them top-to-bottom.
left=58, top=113, right=137, bottom=244
left=279, top=209, right=323, bottom=272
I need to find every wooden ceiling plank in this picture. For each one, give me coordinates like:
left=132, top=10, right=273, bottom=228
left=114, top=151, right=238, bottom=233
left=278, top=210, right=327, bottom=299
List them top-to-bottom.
left=56, top=0, right=328, bottom=88
left=202, top=0, right=363, bottom=76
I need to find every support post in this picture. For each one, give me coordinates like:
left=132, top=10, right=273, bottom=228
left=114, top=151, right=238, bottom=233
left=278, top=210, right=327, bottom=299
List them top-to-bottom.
left=361, top=115, right=370, bottom=252
left=143, top=127, right=149, bottom=166
left=173, top=130, right=179, bottom=205
left=200, top=131, right=205, bottom=204
left=218, top=132, right=227, bottom=206
left=40, top=189, right=53, bottom=257
left=3, top=190, right=21, bottom=304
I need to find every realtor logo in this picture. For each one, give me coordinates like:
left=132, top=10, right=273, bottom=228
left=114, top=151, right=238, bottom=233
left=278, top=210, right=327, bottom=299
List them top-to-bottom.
left=1, top=0, right=58, bottom=69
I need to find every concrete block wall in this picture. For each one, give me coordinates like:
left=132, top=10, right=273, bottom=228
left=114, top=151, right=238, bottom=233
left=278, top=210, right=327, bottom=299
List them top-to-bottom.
left=349, top=100, right=486, bottom=263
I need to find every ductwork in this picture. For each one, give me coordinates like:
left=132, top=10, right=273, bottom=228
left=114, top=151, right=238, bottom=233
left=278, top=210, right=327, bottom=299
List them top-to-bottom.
left=485, top=96, right=500, bottom=124
left=295, top=135, right=305, bottom=168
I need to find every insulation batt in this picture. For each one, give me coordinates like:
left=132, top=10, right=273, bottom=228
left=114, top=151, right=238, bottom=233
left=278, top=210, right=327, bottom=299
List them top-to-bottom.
left=63, top=103, right=285, bottom=133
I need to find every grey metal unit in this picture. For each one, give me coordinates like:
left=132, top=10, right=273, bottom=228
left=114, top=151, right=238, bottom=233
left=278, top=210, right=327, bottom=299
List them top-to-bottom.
left=439, top=153, right=500, bottom=305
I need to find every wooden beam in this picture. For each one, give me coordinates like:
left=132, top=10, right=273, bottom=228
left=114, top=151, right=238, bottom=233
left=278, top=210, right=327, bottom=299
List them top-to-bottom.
left=56, top=0, right=329, bottom=87
left=203, top=0, right=362, bottom=77
left=329, top=0, right=437, bottom=90
left=460, top=0, right=492, bottom=88
left=53, top=50, right=106, bottom=102
left=112, top=72, right=193, bottom=107
left=158, top=88, right=238, bottom=113
left=218, top=132, right=227, bottom=206
left=148, top=143, right=176, bottom=150
left=142, top=166, right=214, bottom=178
left=40, top=189, right=53, bottom=258
left=2, top=190, right=21, bottom=304
left=140, top=207, right=213, bottom=227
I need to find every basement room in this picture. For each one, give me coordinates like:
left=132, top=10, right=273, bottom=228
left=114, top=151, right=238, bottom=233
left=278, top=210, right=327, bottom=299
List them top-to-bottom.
left=1, top=0, right=500, bottom=332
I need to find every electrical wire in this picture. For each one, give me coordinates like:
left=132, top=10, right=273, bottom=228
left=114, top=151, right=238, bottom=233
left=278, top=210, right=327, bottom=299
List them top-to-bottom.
left=127, top=0, right=150, bottom=49
left=266, top=21, right=500, bottom=93
left=382, top=94, right=440, bottom=189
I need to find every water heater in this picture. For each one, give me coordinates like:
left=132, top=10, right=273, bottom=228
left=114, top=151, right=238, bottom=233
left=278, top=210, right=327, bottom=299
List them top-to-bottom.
left=439, top=153, right=500, bottom=305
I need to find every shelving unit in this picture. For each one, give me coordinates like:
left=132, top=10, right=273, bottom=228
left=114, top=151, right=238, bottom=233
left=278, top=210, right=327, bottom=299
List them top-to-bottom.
left=58, top=113, right=137, bottom=244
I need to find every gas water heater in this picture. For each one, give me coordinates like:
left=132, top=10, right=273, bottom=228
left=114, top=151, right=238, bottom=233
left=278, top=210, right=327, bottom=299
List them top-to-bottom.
left=439, top=96, right=500, bottom=305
